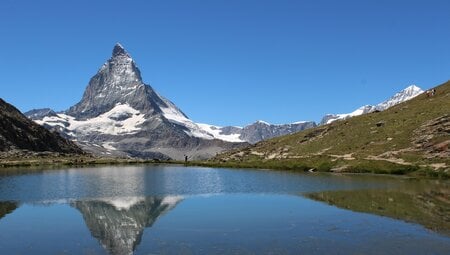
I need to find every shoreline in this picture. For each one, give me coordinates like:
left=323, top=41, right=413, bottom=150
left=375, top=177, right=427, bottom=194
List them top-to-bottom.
left=1, top=155, right=448, bottom=180
left=186, top=159, right=449, bottom=180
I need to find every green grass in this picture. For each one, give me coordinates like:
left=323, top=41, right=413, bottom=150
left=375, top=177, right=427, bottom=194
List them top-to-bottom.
left=191, top=157, right=449, bottom=177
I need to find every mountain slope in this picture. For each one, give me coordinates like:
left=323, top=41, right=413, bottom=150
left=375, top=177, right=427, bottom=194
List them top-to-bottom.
left=26, top=44, right=245, bottom=160
left=212, top=81, right=450, bottom=176
left=321, top=85, right=424, bottom=125
left=0, top=98, right=82, bottom=155
left=198, top=120, right=317, bottom=144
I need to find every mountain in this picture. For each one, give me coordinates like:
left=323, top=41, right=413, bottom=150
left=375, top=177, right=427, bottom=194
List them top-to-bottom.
left=26, top=44, right=246, bottom=160
left=212, top=81, right=449, bottom=175
left=320, top=85, right=424, bottom=125
left=0, top=98, right=82, bottom=155
left=25, top=108, right=58, bottom=120
left=199, top=120, right=317, bottom=144
left=72, top=196, right=182, bottom=255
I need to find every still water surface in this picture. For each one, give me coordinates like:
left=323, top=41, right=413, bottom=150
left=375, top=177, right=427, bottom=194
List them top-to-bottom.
left=0, top=165, right=449, bottom=254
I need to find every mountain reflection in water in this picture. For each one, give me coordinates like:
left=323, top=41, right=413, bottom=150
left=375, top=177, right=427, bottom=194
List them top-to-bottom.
left=72, top=196, right=182, bottom=255
left=0, top=201, right=18, bottom=220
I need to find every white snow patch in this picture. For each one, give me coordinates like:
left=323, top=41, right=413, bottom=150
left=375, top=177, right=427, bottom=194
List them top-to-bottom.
left=159, top=98, right=217, bottom=140
left=160, top=102, right=246, bottom=142
left=38, top=103, right=146, bottom=135
left=161, top=107, right=214, bottom=139
left=35, top=119, right=66, bottom=128
left=291, top=121, right=308, bottom=124
left=196, top=123, right=244, bottom=143
left=102, top=142, right=116, bottom=151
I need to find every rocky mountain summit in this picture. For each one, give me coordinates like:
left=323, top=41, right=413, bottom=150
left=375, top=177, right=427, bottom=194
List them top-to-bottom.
left=27, top=44, right=246, bottom=160
left=66, top=44, right=167, bottom=119
left=0, top=98, right=82, bottom=155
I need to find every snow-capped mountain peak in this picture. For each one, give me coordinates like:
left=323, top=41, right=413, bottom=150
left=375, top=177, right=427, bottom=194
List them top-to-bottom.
left=28, top=44, right=246, bottom=160
left=66, top=44, right=152, bottom=119
left=320, top=84, right=424, bottom=125
left=375, top=84, right=424, bottom=111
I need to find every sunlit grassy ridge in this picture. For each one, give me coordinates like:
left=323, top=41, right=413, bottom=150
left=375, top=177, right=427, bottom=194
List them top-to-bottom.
left=206, top=81, right=450, bottom=178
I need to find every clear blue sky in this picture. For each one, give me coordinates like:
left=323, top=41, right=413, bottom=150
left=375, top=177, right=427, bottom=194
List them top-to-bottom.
left=1, top=0, right=449, bottom=126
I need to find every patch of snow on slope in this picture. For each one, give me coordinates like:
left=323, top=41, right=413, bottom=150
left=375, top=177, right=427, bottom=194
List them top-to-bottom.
left=157, top=96, right=225, bottom=140
left=37, top=103, right=146, bottom=135
left=160, top=105, right=215, bottom=139
left=329, top=105, right=374, bottom=123
left=36, top=118, right=67, bottom=128
left=292, top=121, right=308, bottom=124
left=196, top=123, right=244, bottom=142
left=102, top=142, right=116, bottom=151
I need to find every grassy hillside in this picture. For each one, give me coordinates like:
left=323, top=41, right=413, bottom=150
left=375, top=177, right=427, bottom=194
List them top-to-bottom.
left=206, top=81, right=450, bottom=178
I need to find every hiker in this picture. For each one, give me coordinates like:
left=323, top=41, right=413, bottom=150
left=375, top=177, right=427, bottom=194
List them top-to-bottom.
left=431, top=88, right=436, bottom=96
left=184, top=155, right=188, bottom=163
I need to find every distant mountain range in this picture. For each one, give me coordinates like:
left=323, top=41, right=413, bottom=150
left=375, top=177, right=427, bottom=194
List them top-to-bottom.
left=23, top=44, right=425, bottom=160
left=320, top=85, right=423, bottom=125
left=0, top=98, right=82, bottom=156
left=196, top=120, right=316, bottom=144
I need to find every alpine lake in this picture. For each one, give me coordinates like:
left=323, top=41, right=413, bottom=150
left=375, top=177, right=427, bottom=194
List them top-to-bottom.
left=0, top=165, right=449, bottom=254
